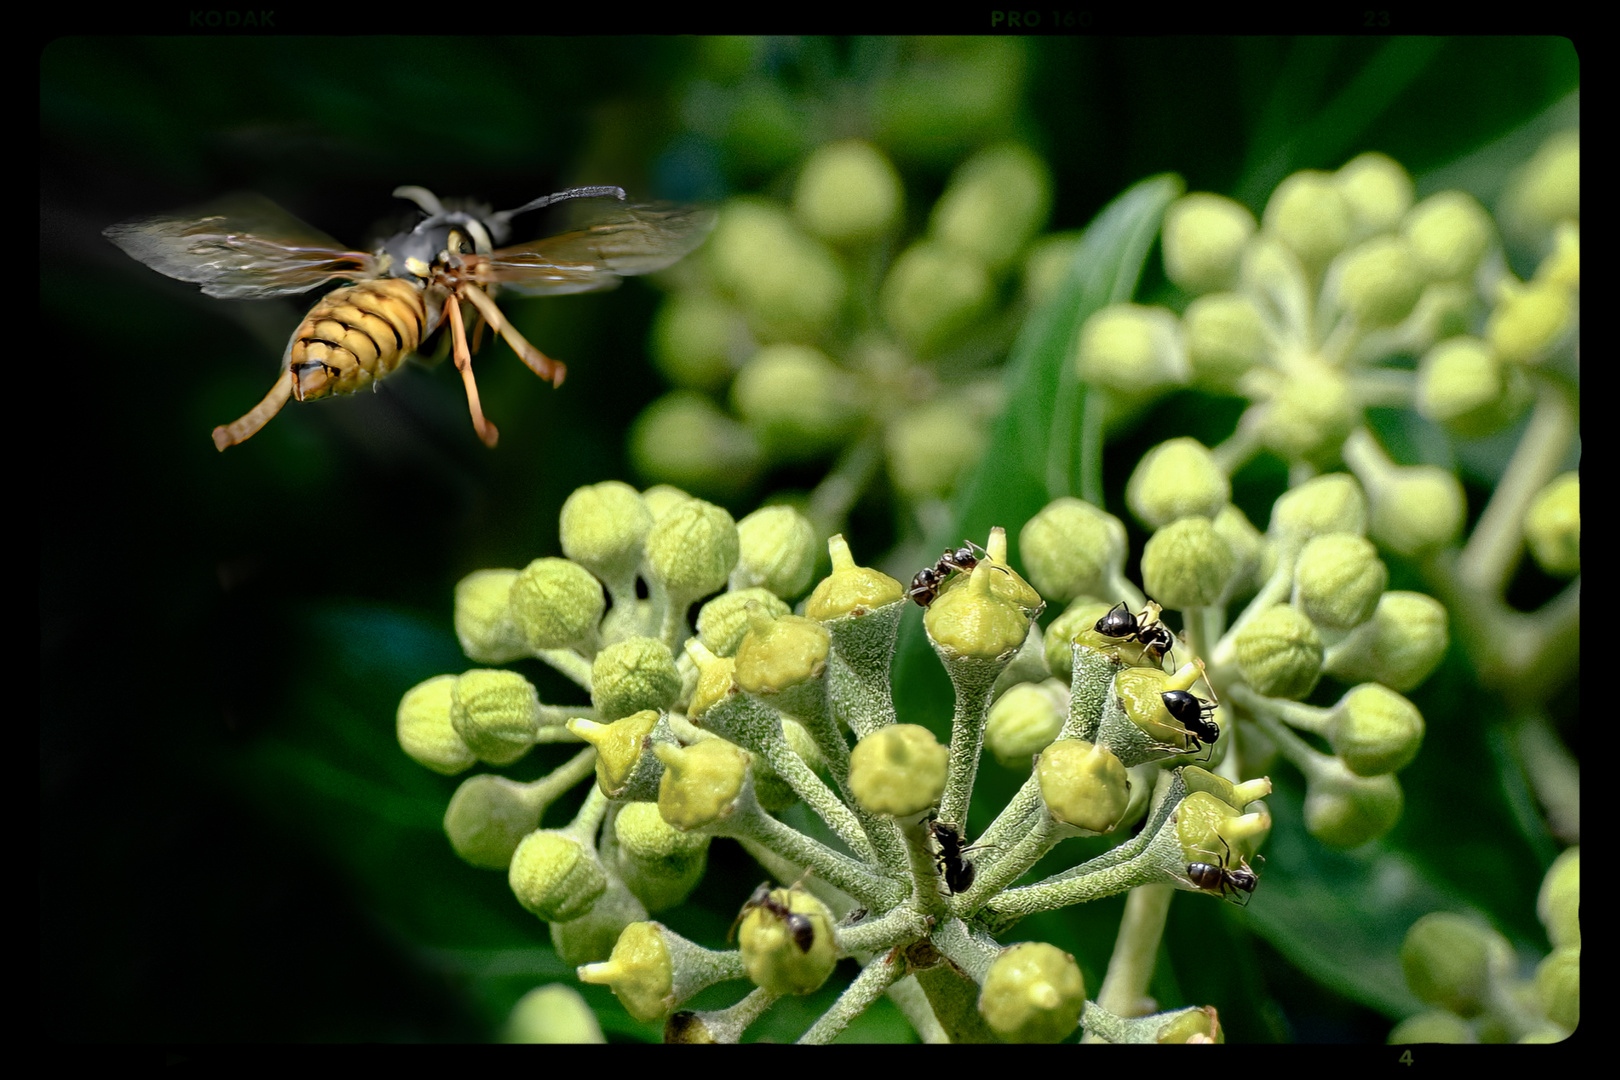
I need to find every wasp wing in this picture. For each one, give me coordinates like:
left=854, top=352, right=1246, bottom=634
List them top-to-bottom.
left=104, top=193, right=377, bottom=300
left=477, top=203, right=715, bottom=297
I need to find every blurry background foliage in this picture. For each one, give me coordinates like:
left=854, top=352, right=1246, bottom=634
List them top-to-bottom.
left=42, top=36, right=1576, bottom=1042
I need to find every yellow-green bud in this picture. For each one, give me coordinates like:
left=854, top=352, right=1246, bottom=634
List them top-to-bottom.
left=1501, top=129, right=1579, bottom=243
left=794, top=139, right=903, bottom=243
left=931, top=142, right=1052, bottom=270
left=1336, top=152, right=1414, bottom=237
left=1264, top=169, right=1352, bottom=274
left=1403, top=191, right=1493, bottom=283
left=1162, top=192, right=1257, bottom=293
left=708, top=198, right=845, bottom=340
left=1536, top=221, right=1579, bottom=290
left=1332, top=235, right=1424, bottom=326
left=881, top=239, right=993, bottom=357
left=1487, top=278, right=1573, bottom=367
left=650, top=291, right=736, bottom=392
left=1183, top=292, right=1266, bottom=392
left=1074, top=303, right=1187, bottom=395
left=1416, top=336, right=1529, bottom=439
left=731, top=344, right=858, bottom=461
left=1251, top=358, right=1358, bottom=466
left=629, top=391, right=763, bottom=499
left=885, top=395, right=990, bottom=500
left=1126, top=438, right=1230, bottom=528
left=1367, top=465, right=1466, bottom=557
left=1524, top=472, right=1579, bottom=577
left=1271, top=473, right=1368, bottom=541
left=559, top=481, right=653, bottom=585
left=642, top=485, right=692, bottom=520
left=644, top=498, right=740, bottom=602
left=1018, top=498, right=1126, bottom=605
left=1211, top=503, right=1264, bottom=593
left=733, top=504, right=818, bottom=598
left=1142, top=517, right=1237, bottom=610
left=1295, top=533, right=1387, bottom=630
left=804, top=534, right=906, bottom=620
left=509, top=558, right=605, bottom=652
left=924, top=562, right=1032, bottom=660
left=453, top=569, right=527, bottom=664
left=697, top=587, right=790, bottom=658
left=1324, top=590, right=1448, bottom=693
left=1042, top=599, right=1113, bottom=682
left=1233, top=605, right=1323, bottom=700
left=733, top=607, right=830, bottom=695
left=591, top=637, right=681, bottom=722
left=686, top=647, right=736, bottom=722
left=1114, top=666, right=1204, bottom=752
left=451, top=669, right=540, bottom=766
left=397, top=674, right=476, bottom=775
left=986, top=679, right=1067, bottom=767
left=1327, top=684, right=1425, bottom=776
left=571, top=709, right=660, bottom=796
left=848, top=723, right=948, bottom=817
left=655, top=738, right=751, bottom=829
left=1036, top=739, right=1129, bottom=833
left=1304, top=760, right=1402, bottom=846
left=445, top=773, right=544, bottom=869
left=613, top=800, right=710, bottom=912
left=509, top=830, right=608, bottom=923
left=1538, top=847, right=1580, bottom=949
left=739, top=886, right=838, bottom=996
left=1401, top=912, right=1509, bottom=1017
left=578, top=921, right=675, bottom=1022
left=978, top=941, right=1086, bottom=1044
left=1535, top=945, right=1580, bottom=1032
left=503, top=984, right=606, bottom=1044
left=1157, top=1006, right=1225, bottom=1044
left=1388, top=1011, right=1477, bottom=1045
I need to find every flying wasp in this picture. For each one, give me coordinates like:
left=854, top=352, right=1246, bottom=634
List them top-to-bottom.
left=104, top=186, right=714, bottom=450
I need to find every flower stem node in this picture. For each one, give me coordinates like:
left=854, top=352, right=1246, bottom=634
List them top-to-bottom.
left=794, top=139, right=904, bottom=244
left=1336, top=152, right=1415, bottom=237
left=1402, top=191, right=1493, bottom=283
left=1162, top=192, right=1257, bottom=293
left=1074, top=303, right=1187, bottom=396
left=1416, top=336, right=1530, bottom=439
left=1126, top=438, right=1232, bottom=528
left=1524, top=472, right=1580, bottom=577
left=1270, top=473, right=1369, bottom=541
left=559, top=481, right=654, bottom=588
left=1019, top=499, right=1128, bottom=605
left=733, top=505, right=819, bottom=598
left=1142, top=516, right=1238, bottom=610
left=1294, top=533, right=1387, bottom=631
left=509, top=558, right=606, bottom=653
left=924, top=561, right=1035, bottom=660
left=453, top=569, right=527, bottom=664
left=697, top=588, right=790, bottom=659
left=733, top=605, right=831, bottom=695
left=1232, top=605, right=1324, bottom=700
left=590, top=637, right=682, bottom=723
left=451, top=669, right=541, bottom=766
left=397, top=674, right=476, bottom=775
left=986, top=679, right=1067, bottom=767
left=1328, top=684, right=1426, bottom=776
left=569, top=709, right=661, bottom=798
left=849, top=724, right=949, bottom=817
left=655, top=738, right=752, bottom=830
left=1037, top=739, right=1130, bottom=833
left=1303, top=759, right=1403, bottom=847
left=444, top=773, right=545, bottom=870
left=612, top=801, right=711, bottom=912
left=509, top=830, right=609, bottom=923
left=739, top=885, right=839, bottom=996
left=1400, top=912, right=1512, bottom=1018
left=578, top=921, right=678, bottom=1023
left=977, top=941, right=1086, bottom=1044
left=503, top=984, right=606, bottom=1044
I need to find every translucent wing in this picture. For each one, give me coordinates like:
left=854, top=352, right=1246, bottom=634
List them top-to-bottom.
left=103, top=193, right=377, bottom=300
left=475, top=202, right=716, bottom=297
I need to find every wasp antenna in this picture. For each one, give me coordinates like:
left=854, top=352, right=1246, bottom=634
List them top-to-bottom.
left=496, top=185, right=627, bottom=222
left=461, top=285, right=566, bottom=388
left=446, top=296, right=499, bottom=447
left=212, top=370, right=296, bottom=451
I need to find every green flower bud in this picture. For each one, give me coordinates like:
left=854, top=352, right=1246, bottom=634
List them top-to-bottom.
left=1501, top=129, right=1579, bottom=243
left=794, top=139, right=903, bottom=243
left=932, top=142, right=1052, bottom=270
left=1336, top=152, right=1414, bottom=237
left=1264, top=169, right=1352, bottom=274
left=1403, top=191, right=1493, bottom=283
left=1162, top=192, right=1257, bottom=294
left=708, top=197, right=845, bottom=340
left=1536, top=221, right=1579, bottom=290
left=1332, top=235, right=1424, bottom=326
left=882, top=239, right=993, bottom=357
left=1487, top=278, right=1574, bottom=367
left=650, top=291, right=736, bottom=392
left=1183, top=292, right=1266, bottom=392
left=1074, top=303, right=1187, bottom=395
left=1415, top=336, right=1530, bottom=439
left=731, top=344, right=859, bottom=461
left=1251, top=358, right=1358, bottom=467
left=630, top=391, right=763, bottom=499
left=885, top=396, right=989, bottom=500
left=1126, top=438, right=1231, bottom=528
left=1367, top=465, right=1466, bottom=557
left=1524, top=472, right=1580, bottom=577
left=1271, top=473, right=1368, bottom=540
left=559, top=481, right=653, bottom=586
left=641, top=484, right=692, bottom=521
left=644, top=497, right=740, bottom=602
left=1018, top=498, right=1127, bottom=605
left=1211, top=503, right=1264, bottom=594
left=732, top=504, right=818, bottom=598
left=1142, top=517, right=1237, bottom=610
left=1295, top=533, right=1387, bottom=631
left=804, top=534, right=906, bottom=620
left=509, top=558, right=605, bottom=653
left=924, top=562, right=1032, bottom=660
left=453, top=569, right=527, bottom=664
left=696, top=587, right=790, bottom=658
left=1323, top=591, right=1448, bottom=693
left=1042, top=599, right=1114, bottom=682
left=1233, top=605, right=1323, bottom=700
left=733, top=607, right=830, bottom=695
left=591, top=637, right=681, bottom=722
left=685, top=645, right=736, bottom=722
left=451, top=669, right=540, bottom=766
left=397, top=674, right=476, bottom=775
left=986, top=679, right=1067, bottom=767
left=1327, top=684, right=1425, bottom=776
left=571, top=709, right=660, bottom=796
left=848, top=723, right=948, bottom=817
left=655, top=738, right=751, bottom=829
left=1036, top=739, right=1129, bottom=833
left=1304, top=760, right=1402, bottom=846
left=444, top=773, right=545, bottom=870
left=613, top=800, right=710, bottom=912
left=509, top=830, right=608, bottom=923
left=1538, top=847, right=1580, bottom=949
left=551, top=873, right=650, bottom=967
left=739, top=885, right=838, bottom=996
left=1401, top=912, right=1509, bottom=1018
left=577, top=921, right=676, bottom=1022
left=978, top=941, right=1086, bottom=1044
left=1535, top=945, right=1580, bottom=1032
left=504, top=984, right=606, bottom=1044
left=1157, top=1006, right=1225, bottom=1044
left=1387, top=1011, right=1478, bottom=1045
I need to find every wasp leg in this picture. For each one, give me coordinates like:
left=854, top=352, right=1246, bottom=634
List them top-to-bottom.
left=461, top=284, right=566, bottom=388
left=446, top=293, right=499, bottom=448
left=212, top=370, right=295, bottom=451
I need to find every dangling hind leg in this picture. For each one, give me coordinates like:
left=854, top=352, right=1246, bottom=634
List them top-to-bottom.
left=446, top=293, right=499, bottom=448
left=212, top=370, right=295, bottom=451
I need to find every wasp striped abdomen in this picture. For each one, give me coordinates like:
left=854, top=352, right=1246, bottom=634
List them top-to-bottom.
left=288, top=277, right=430, bottom=400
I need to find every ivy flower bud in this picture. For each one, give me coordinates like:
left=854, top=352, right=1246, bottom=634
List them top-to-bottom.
left=1501, top=129, right=1579, bottom=243
left=794, top=139, right=903, bottom=243
left=932, top=142, right=1052, bottom=270
left=1335, top=152, right=1414, bottom=237
left=1263, top=169, right=1352, bottom=274
left=1402, top=191, right=1493, bottom=283
left=1162, top=192, right=1257, bottom=293
left=709, top=198, right=845, bottom=340
left=1331, top=236, right=1424, bottom=326
left=882, top=240, right=993, bottom=357
left=1489, top=277, right=1576, bottom=369
left=650, top=291, right=735, bottom=392
left=1183, top=292, right=1266, bottom=392
left=1074, top=303, right=1188, bottom=396
left=1415, top=336, right=1529, bottom=439
left=732, top=344, right=859, bottom=461
left=1251, top=358, right=1358, bottom=467
left=630, top=391, right=763, bottom=498
left=885, top=396, right=989, bottom=500
left=1126, top=438, right=1230, bottom=528
left=1367, top=465, right=1466, bottom=558
left=1524, top=472, right=1580, bottom=577
left=1270, top=473, right=1368, bottom=541
left=559, top=481, right=653, bottom=587
left=644, top=498, right=740, bottom=603
left=1018, top=498, right=1127, bottom=605
left=1211, top=503, right=1264, bottom=593
left=732, top=504, right=818, bottom=598
left=1142, top=516, right=1237, bottom=610
left=1295, top=533, right=1387, bottom=631
left=804, top=534, right=906, bottom=620
left=509, top=558, right=605, bottom=653
left=924, top=562, right=1032, bottom=660
left=453, top=569, right=527, bottom=664
left=697, top=587, right=790, bottom=658
left=1324, top=591, right=1448, bottom=693
left=1042, top=600, right=1113, bottom=681
left=1232, top=605, right=1323, bottom=700
left=733, top=607, right=830, bottom=695
left=591, top=637, right=681, bottom=723
left=685, top=644, right=736, bottom=722
left=451, top=669, right=540, bottom=766
left=397, top=674, right=475, bottom=775
left=986, top=679, right=1067, bottom=767
left=1326, top=684, right=1425, bottom=776
left=570, top=709, right=661, bottom=796
left=848, top=723, right=948, bottom=817
left=655, top=738, right=751, bottom=830
left=1036, top=739, right=1129, bottom=833
left=1303, top=759, right=1403, bottom=846
left=444, top=773, right=545, bottom=869
left=613, top=800, right=710, bottom=912
left=509, top=830, right=608, bottom=923
left=1538, top=847, right=1580, bottom=950
left=739, top=886, right=838, bottom=996
left=1401, top=912, right=1510, bottom=1018
left=578, top=921, right=676, bottom=1022
left=977, top=941, right=1086, bottom=1044
left=1536, top=946, right=1580, bottom=1032
left=504, top=984, right=606, bottom=1044
left=1387, top=1012, right=1476, bottom=1045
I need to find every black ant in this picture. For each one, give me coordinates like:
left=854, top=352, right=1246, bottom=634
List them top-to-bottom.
left=909, top=540, right=1001, bottom=607
left=1093, top=601, right=1177, bottom=665
left=1160, top=690, right=1219, bottom=761
left=928, top=816, right=991, bottom=895
left=1184, top=834, right=1259, bottom=906
left=729, top=881, right=816, bottom=953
